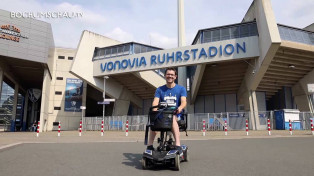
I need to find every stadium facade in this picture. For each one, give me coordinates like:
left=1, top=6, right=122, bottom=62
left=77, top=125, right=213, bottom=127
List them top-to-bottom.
left=0, top=0, right=313, bottom=132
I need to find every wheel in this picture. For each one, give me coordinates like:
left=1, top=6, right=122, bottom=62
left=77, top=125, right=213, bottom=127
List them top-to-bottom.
left=184, top=149, right=189, bottom=162
left=174, top=154, right=180, bottom=171
left=142, top=157, right=147, bottom=170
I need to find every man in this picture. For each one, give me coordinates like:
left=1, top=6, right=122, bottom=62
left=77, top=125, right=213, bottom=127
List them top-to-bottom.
left=147, top=67, right=187, bottom=153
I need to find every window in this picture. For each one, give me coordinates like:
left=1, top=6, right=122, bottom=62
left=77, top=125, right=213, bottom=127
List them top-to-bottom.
left=249, top=23, right=258, bottom=36
left=240, top=25, right=249, bottom=37
left=230, top=26, right=239, bottom=39
left=221, top=28, right=230, bottom=40
left=211, top=29, right=220, bottom=42
left=203, top=31, right=212, bottom=43
left=134, top=44, right=141, bottom=54
left=124, top=45, right=130, bottom=54
left=117, top=46, right=124, bottom=56
left=140, top=46, right=147, bottom=53
left=111, top=47, right=117, bottom=57
left=104, top=48, right=111, bottom=58
left=58, top=56, right=65, bottom=59
left=68, top=57, right=73, bottom=60
left=56, top=77, right=63, bottom=80
left=55, top=91, right=62, bottom=95
left=54, top=107, right=61, bottom=110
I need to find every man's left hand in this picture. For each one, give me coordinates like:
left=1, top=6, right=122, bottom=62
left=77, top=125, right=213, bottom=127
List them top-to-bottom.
left=176, top=107, right=183, bottom=114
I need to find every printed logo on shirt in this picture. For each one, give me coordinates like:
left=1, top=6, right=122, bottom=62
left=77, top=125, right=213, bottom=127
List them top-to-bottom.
left=164, top=93, right=176, bottom=107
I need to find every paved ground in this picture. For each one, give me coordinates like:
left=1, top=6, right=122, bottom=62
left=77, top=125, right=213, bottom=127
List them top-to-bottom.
left=0, top=130, right=313, bottom=176
left=1, top=130, right=313, bottom=148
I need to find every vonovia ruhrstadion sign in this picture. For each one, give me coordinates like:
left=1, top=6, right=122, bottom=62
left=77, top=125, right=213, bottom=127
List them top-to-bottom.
left=93, top=36, right=259, bottom=76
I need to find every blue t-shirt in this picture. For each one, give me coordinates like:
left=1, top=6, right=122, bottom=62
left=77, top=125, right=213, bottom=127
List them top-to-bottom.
left=154, top=84, right=187, bottom=108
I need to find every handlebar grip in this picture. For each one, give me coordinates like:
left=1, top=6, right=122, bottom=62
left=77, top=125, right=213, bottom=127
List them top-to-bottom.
left=149, top=105, right=159, bottom=111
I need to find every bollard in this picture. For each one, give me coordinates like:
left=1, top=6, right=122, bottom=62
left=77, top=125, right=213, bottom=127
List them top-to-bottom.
left=267, top=118, right=271, bottom=136
left=246, top=119, right=249, bottom=136
left=289, top=119, right=292, bottom=135
left=311, top=119, right=314, bottom=135
left=79, top=120, right=82, bottom=136
left=101, top=120, right=104, bottom=136
left=125, top=120, right=129, bottom=137
left=202, top=120, right=206, bottom=136
left=224, top=120, right=228, bottom=136
left=36, top=121, right=40, bottom=137
left=58, top=121, right=61, bottom=137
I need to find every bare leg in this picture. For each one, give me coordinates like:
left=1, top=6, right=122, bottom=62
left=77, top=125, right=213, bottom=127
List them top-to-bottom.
left=172, top=115, right=180, bottom=146
left=148, top=130, right=157, bottom=146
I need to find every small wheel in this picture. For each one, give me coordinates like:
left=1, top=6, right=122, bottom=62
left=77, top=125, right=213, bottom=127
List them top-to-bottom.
left=184, top=149, right=189, bottom=162
left=174, top=154, right=180, bottom=171
left=142, top=157, right=147, bottom=170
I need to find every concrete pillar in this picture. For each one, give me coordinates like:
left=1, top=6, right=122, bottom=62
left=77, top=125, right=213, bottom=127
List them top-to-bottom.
left=177, top=0, right=187, bottom=91
left=178, top=0, right=186, bottom=47
left=0, top=68, right=3, bottom=102
left=39, top=68, right=50, bottom=132
left=292, top=69, right=314, bottom=112
left=102, top=76, right=109, bottom=118
left=82, top=81, right=87, bottom=107
left=10, top=84, right=19, bottom=132
left=110, top=85, right=132, bottom=116
left=248, top=90, right=262, bottom=130
left=248, top=91, right=256, bottom=130
left=22, top=92, right=29, bottom=131
left=112, top=99, right=130, bottom=116
left=30, top=102, right=35, bottom=127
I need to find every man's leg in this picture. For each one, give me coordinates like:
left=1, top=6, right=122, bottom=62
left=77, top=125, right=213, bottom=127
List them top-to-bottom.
left=172, top=115, right=180, bottom=146
left=148, top=130, right=157, bottom=146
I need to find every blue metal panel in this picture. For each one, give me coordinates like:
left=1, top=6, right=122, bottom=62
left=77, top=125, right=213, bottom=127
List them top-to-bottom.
left=275, top=110, right=284, bottom=130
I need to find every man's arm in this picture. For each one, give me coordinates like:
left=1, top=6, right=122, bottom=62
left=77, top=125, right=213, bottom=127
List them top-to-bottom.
left=177, top=96, right=187, bottom=114
left=152, top=97, right=160, bottom=111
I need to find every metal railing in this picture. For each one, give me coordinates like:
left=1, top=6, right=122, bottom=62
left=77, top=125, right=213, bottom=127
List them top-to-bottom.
left=278, top=24, right=314, bottom=45
left=82, top=111, right=313, bottom=131
left=83, top=112, right=251, bottom=131
left=83, top=115, right=148, bottom=131
left=0, top=116, right=11, bottom=131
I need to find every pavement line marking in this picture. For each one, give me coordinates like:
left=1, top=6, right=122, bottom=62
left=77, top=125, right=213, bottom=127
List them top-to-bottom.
left=0, top=142, right=23, bottom=150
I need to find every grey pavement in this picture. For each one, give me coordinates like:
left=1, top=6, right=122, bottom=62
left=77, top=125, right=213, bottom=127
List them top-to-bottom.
left=0, top=130, right=313, bottom=149
left=0, top=134, right=314, bottom=176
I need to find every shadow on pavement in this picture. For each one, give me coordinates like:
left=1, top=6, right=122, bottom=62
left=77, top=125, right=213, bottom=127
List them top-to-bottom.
left=122, top=153, right=143, bottom=169
left=122, top=153, right=178, bottom=171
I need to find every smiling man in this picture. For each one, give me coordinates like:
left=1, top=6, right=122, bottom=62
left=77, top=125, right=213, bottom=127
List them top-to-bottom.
left=147, top=67, right=187, bottom=154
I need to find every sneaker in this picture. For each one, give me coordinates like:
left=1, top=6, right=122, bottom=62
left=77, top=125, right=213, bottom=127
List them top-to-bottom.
left=146, top=145, right=154, bottom=151
left=175, top=145, right=183, bottom=155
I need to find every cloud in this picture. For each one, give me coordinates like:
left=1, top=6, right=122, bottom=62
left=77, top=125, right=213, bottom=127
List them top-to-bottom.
left=0, top=0, right=108, bottom=48
left=1, top=0, right=313, bottom=49
left=272, top=0, right=314, bottom=28
left=53, top=2, right=106, bottom=24
left=105, top=27, right=134, bottom=43
left=148, top=32, right=177, bottom=49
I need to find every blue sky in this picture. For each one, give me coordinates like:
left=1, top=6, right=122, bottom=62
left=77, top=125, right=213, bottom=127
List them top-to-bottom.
left=1, top=0, right=313, bottom=49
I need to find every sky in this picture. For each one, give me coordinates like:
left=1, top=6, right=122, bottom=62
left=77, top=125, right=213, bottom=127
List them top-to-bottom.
left=1, top=0, right=313, bottom=49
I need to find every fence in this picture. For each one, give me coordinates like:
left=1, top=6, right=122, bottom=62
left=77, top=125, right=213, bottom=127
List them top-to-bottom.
left=1, top=111, right=312, bottom=132
left=82, top=111, right=313, bottom=131
left=257, top=111, right=313, bottom=130
left=83, top=112, right=251, bottom=131
left=83, top=115, right=148, bottom=131
left=0, top=116, right=11, bottom=132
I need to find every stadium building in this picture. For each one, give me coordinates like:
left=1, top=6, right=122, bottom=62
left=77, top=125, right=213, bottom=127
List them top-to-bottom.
left=0, top=0, right=313, bottom=132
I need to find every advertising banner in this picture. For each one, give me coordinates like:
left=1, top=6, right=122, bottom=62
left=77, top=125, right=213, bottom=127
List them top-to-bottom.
left=64, top=78, right=83, bottom=112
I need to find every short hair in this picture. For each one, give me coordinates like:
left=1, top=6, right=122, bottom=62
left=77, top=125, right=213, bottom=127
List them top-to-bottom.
left=165, top=67, right=177, bottom=76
